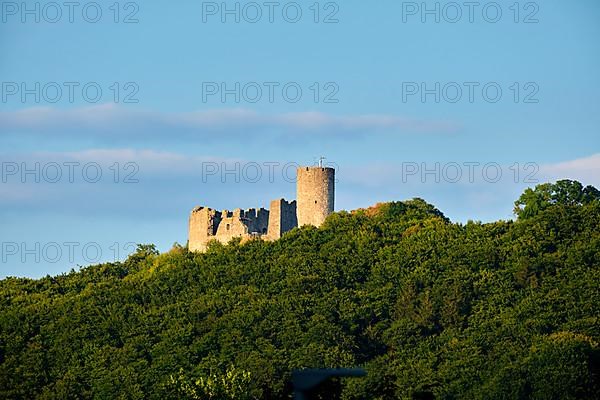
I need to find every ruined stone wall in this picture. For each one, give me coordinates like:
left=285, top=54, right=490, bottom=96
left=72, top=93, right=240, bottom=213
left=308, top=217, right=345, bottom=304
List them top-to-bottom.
left=296, top=166, right=335, bottom=227
left=267, top=199, right=297, bottom=240
left=279, top=200, right=298, bottom=236
left=188, top=207, right=222, bottom=252
left=189, top=207, right=270, bottom=251
left=245, top=208, right=270, bottom=235
left=214, top=209, right=251, bottom=244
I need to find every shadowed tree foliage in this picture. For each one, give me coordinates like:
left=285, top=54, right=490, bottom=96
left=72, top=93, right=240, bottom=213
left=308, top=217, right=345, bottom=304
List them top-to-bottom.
left=1, top=181, right=599, bottom=399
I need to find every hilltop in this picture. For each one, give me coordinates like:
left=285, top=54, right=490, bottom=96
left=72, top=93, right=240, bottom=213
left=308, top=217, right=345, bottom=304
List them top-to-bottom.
left=1, top=181, right=599, bottom=399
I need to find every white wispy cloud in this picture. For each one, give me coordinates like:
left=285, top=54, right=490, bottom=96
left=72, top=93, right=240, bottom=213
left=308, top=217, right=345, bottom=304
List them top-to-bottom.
left=0, top=104, right=461, bottom=141
left=0, top=149, right=294, bottom=215
left=0, top=149, right=238, bottom=183
left=5, top=149, right=598, bottom=188
left=539, top=153, right=600, bottom=187
left=340, top=154, right=600, bottom=188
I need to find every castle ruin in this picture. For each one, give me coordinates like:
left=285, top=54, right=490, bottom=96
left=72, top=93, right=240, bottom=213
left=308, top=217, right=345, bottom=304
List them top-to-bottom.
left=188, top=165, right=335, bottom=252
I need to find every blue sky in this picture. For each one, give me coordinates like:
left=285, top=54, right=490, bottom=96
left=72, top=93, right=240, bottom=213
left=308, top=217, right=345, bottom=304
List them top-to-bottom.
left=1, top=0, right=599, bottom=277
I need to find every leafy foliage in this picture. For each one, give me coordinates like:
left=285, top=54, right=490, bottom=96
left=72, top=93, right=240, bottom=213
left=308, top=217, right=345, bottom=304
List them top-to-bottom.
left=514, top=179, right=600, bottom=219
left=1, top=181, right=599, bottom=399
left=168, top=365, right=256, bottom=399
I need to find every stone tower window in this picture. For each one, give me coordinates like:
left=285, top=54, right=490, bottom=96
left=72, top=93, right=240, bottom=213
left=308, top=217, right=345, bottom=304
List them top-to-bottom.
left=315, top=200, right=317, bottom=204
left=226, top=224, right=230, bottom=231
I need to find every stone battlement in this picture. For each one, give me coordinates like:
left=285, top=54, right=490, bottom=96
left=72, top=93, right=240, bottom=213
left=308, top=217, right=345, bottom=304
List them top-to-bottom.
left=188, top=166, right=335, bottom=252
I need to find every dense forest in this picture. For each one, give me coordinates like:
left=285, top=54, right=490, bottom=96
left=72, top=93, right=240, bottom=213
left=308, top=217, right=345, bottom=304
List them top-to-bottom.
left=1, top=180, right=599, bottom=399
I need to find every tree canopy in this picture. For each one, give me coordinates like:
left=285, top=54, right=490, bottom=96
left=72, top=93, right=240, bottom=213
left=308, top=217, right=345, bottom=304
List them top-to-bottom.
left=513, top=179, right=600, bottom=219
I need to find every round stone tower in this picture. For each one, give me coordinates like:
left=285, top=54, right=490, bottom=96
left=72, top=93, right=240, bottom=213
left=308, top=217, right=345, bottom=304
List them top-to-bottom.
left=296, top=166, right=335, bottom=227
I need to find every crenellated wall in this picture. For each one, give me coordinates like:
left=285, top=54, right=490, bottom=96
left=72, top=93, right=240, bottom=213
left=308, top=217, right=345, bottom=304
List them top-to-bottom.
left=267, top=199, right=297, bottom=240
left=188, top=207, right=269, bottom=252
